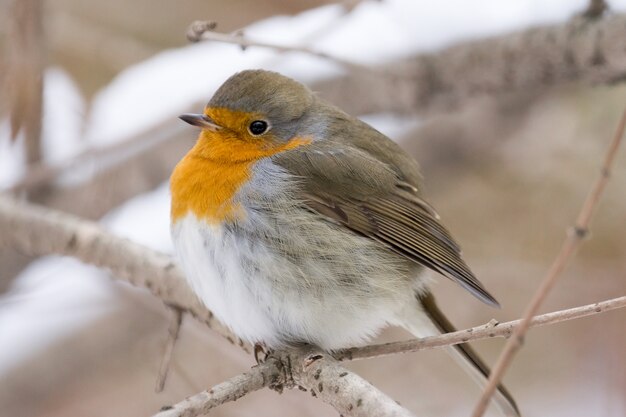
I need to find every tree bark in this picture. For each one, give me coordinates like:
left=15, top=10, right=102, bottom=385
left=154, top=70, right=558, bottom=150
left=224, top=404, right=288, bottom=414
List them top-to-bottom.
left=313, top=13, right=626, bottom=116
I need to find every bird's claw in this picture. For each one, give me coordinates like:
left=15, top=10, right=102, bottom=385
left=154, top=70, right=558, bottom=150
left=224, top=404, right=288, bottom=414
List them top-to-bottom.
left=254, top=343, right=271, bottom=364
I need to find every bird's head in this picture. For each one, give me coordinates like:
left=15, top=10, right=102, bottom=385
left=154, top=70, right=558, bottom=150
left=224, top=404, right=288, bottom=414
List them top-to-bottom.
left=179, top=70, right=318, bottom=162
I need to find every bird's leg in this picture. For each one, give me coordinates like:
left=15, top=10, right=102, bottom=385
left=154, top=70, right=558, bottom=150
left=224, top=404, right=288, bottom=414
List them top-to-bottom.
left=254, top=342, right=271, bottom=364
left=302, top=353, right=324, bottom=369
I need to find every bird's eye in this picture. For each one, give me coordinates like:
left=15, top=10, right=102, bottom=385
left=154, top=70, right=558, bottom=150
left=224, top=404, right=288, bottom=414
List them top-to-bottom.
left=248, top=120, right=269, bottom=136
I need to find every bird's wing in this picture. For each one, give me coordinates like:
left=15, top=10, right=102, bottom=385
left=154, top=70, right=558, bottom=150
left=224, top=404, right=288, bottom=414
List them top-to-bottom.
left=273, top=140, right=498, bottom=307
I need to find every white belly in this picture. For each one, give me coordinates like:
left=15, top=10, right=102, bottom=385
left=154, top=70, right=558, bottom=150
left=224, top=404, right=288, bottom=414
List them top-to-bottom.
left=172, top=213, right=420, bottom=350
left=172, top=215, right=279, bottom=345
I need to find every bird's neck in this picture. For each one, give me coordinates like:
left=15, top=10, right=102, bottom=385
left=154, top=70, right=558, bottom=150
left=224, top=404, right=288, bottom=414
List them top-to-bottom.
left=170, top=135, right=310, bottom=225
left=170, top=151, right=251, bottom=225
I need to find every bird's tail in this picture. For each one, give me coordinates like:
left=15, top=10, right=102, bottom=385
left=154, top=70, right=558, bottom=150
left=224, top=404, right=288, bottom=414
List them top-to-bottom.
left=403, top=293, right=520, bottom=417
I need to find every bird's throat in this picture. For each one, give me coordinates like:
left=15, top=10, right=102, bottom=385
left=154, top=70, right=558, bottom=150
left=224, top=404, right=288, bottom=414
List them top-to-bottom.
left=170, top=134, right=310, bottom=224
left=170, top=154, right=250, bottom=224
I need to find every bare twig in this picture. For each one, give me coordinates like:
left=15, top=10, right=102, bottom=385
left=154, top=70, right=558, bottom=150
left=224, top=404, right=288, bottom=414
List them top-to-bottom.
left=11, top=12, right=622, bottom=232
left=314, top=13, right=626, bottom=116
left=186, top=20, right=370, bottom=73
left=471, top=108, right=626, bottom=417
left=0, top=194, right=249, bottom=353
left=335, top=295, right=626, bottom=361
left=155, top=307, right=184, bottom=393
left=156, top=347, right=416, bottom=417
left=289, top=347, right=415, bottom=417
left=155, top=360, right=278, bottom=417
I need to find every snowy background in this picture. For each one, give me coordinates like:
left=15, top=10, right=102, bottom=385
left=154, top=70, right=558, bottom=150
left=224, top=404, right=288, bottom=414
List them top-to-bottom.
left=1, top=1, right=625, bottom=416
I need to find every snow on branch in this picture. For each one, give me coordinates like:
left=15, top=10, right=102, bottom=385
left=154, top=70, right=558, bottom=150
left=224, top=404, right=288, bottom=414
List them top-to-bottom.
left=314, top=12, right=626, bottom=116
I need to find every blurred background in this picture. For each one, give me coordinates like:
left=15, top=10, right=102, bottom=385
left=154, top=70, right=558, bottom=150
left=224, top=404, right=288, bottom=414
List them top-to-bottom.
left=0, top=1, right=625, bottom=416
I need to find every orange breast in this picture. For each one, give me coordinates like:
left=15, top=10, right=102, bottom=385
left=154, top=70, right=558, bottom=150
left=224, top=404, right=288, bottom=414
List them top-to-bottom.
left=170, top=128, right=310, bottom=225
left=170, top=155, right=250, bottom=224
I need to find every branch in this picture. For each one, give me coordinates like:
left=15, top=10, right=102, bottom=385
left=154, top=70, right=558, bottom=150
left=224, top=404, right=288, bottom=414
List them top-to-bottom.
left=8, top=12, right=626, bottom=200
left=313, top=12, right=626, bottom=116
left=5, top=14, right=622, bottom=290
left=186, top=20, right=371, bottom=73
left=3, top=103, right=625, bottom=415
left=471, top=108, right=626, bottom=417
left=0, top=117, right=194, bottom=291
left=1, top=190, right=624, bottom=416
left=0, top=194, right=249, bottom=353
left=0, top=196, right=414, bottom=416
left=335, top=295, right=626, bottom=361
left=155, top=307, right=184, bottom=393
left=156, top=347, right=416, bottom=417
left=287, top=348, right=415, bottom=417
left=155, top=360, right=278, bottom=417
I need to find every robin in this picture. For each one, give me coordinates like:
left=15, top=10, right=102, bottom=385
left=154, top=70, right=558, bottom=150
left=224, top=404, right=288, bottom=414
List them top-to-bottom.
left=171, top=69, right=519, bottom=416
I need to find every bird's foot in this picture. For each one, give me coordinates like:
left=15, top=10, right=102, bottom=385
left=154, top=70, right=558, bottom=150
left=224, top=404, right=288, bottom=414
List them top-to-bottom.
left=253, top=342, right=272, bottom=364
left=303, top=353, right=324, bottom=369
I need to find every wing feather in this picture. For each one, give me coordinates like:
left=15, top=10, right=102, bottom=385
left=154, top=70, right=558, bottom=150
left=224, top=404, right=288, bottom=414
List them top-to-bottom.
left=274, top=139, right=498, bottom=306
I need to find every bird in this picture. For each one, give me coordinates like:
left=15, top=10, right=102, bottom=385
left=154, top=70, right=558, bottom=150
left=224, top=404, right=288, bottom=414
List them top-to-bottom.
left=170, top=69, right=519, bottom=416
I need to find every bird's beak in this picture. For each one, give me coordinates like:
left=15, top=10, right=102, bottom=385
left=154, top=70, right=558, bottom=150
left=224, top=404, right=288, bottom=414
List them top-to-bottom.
left=179, top=113, right=221, bottom=132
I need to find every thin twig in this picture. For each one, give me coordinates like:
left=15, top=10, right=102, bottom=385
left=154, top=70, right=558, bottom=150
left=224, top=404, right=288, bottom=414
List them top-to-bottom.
left=186, top=20, right=370, bottom=73
left=471, top=108, right=626, bottom=417
left=335, top=295, right=626, bottom=361
left=155, top=307, right=184, bottom=393
left=155, top=346, right=416, bottom=417
left=154, top=360, right=277, bottom=417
